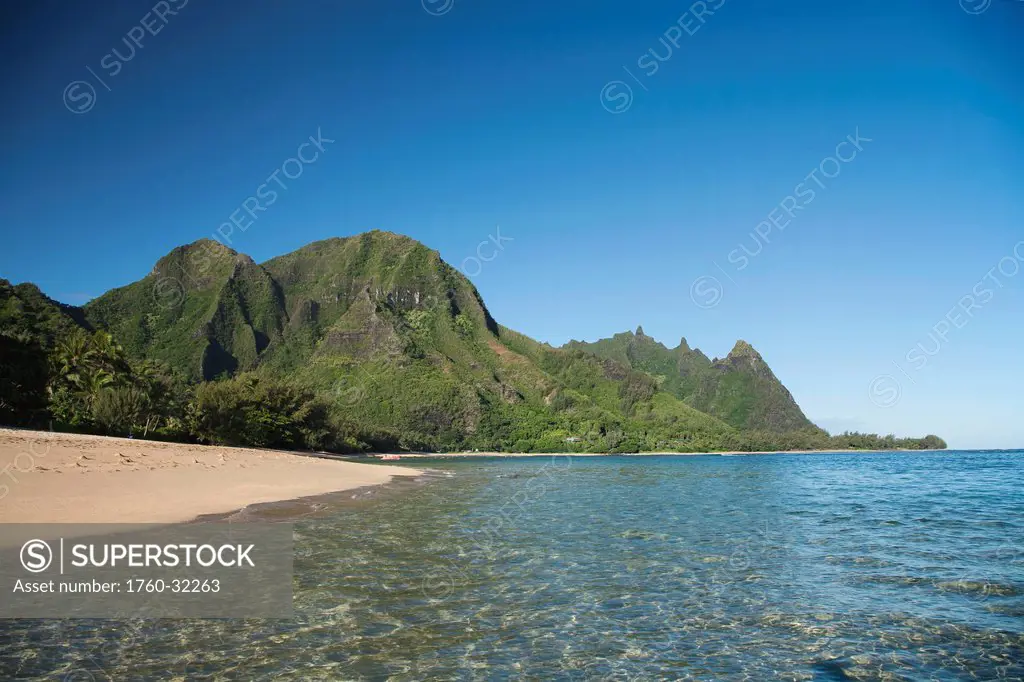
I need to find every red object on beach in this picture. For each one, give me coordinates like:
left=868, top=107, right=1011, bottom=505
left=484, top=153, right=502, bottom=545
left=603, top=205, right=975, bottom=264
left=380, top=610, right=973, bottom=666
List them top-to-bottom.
left=381, top=454, right=401, bottom=461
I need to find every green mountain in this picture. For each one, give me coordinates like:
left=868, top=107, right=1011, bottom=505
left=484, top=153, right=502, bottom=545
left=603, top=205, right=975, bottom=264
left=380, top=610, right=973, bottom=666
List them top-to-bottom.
left=0, top=231, right=947, bottom=453
left=80, top=231, right=738, bottom=451
left=83, top=239, right=286, bottom=382
left=0, top=279, right=92, bottom=345
left=0, top=279, right=93, bottom=422
left=564, top=329, right=818, bottom=433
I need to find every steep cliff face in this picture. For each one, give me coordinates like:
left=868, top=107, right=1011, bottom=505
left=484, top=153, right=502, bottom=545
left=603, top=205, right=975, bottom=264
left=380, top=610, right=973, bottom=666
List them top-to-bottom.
left=259, top=231, right=499, bottom=369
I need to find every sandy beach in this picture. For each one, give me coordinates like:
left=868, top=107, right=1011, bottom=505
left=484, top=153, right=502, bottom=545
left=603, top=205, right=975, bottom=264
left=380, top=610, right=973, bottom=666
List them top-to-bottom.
left=0, top=428, right=423, bottom=525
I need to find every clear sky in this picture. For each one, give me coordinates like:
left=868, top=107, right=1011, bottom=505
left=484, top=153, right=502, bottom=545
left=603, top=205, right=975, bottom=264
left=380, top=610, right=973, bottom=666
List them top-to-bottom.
left=1, top=0, right=1022, bottom=449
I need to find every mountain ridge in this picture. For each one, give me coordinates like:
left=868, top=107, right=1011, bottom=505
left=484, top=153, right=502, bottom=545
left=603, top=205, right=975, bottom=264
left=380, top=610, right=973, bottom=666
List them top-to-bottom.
left=1, top=231, right=946, bottom=453
left=563, top=328, right=817, bottom=433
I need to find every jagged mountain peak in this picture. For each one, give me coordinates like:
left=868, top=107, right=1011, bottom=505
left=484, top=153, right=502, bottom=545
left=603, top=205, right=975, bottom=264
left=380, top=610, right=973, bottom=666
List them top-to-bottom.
left=147, top=238, right=254, bottom=291
left=153, top=238, right=236, bottom=265
left=564, top=330, right=814, bottom=434
left=726, top=339, right=762, bottom=361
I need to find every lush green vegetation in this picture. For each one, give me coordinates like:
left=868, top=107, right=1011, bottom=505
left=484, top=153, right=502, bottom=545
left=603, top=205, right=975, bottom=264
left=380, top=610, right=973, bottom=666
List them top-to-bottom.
left=0, top=233, right=948, bottom=454
left=0, top=280, right=341, bottom=450
left=46, top=328, right=187, bottom=438
left=565, top=330, right=820, bottom=433
left=0, top=331, right=49, bottom=424
left=189, top=373, right=330, bottom=450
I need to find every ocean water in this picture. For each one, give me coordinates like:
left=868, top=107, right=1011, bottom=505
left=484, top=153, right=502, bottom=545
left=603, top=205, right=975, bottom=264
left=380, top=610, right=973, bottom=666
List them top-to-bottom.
left=2, top=451, right=1023, bottom=681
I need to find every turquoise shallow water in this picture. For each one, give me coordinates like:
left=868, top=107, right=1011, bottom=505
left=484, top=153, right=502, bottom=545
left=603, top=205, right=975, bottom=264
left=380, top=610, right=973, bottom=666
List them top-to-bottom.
left=2, top=451, right=1023, bottom=680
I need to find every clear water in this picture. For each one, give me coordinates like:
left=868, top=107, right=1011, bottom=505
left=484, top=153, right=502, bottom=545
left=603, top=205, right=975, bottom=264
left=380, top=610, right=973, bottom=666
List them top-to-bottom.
left=2, top=451, right=1023, bottom=680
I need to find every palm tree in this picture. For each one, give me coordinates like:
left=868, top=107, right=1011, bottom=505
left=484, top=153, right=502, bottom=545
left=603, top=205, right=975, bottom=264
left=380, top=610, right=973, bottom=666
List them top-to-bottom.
left=50, top=329, right=122, bottom=413
left=53, top=329, right=91, bottom=388
left=89, top=331, right=131, bottom=382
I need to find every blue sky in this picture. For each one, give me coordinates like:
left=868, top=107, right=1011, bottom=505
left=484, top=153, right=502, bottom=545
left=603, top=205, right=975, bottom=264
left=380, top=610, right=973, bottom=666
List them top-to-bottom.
left=1, top=0, right=1022, bottom=448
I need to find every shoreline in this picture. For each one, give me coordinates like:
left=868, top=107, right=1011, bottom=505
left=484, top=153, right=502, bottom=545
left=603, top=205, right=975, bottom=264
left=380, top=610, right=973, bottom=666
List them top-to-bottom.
left=0, top=426, right=960, bottom=527
left=0, top=428, right=425, bottom=527
left=367, top=448, right=950, bottom=458
left=190, top=473, right=439, bottom=525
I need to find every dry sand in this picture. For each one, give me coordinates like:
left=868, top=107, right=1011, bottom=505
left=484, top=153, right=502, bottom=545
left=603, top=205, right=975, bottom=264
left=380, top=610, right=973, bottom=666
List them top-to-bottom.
left=0, top=428, right=423, bottom=525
